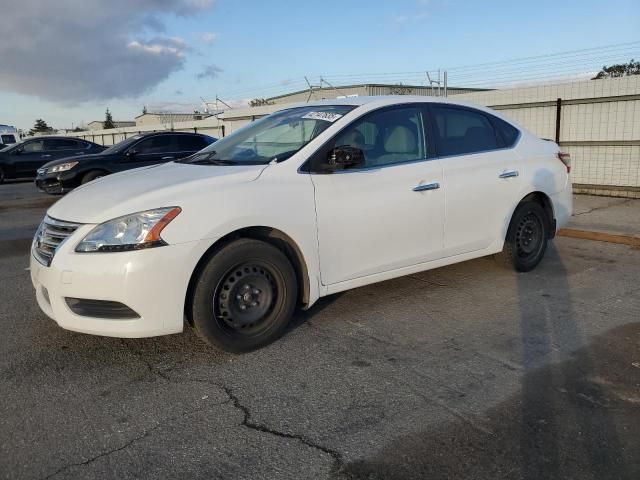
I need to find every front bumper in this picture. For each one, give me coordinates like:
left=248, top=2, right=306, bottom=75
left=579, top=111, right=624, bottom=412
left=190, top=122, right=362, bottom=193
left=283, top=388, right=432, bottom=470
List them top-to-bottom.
left=35, top=171, right=78, bottom=194
left=30, top=227, right=215, bottom=338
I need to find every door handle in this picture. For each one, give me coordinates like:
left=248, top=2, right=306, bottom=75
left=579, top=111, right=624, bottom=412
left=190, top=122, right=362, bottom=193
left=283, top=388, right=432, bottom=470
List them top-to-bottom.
left=41, top=154, right=51, bottom=158
left=162, top=156, right=175, bottom=160
left=499, top=170, right=519, bottom=179
left=413, top=182, right=440, bottom=192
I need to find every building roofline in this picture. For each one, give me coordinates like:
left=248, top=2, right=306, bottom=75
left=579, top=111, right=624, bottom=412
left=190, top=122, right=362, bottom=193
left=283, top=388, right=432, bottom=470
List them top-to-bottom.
left=265, top=83, right=490, bottom=101
left=134, top=112, right=212, bottom=119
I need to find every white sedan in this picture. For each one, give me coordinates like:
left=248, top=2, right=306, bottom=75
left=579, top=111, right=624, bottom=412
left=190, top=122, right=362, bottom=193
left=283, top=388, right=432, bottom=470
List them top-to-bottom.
left=30, top=96, right=572, bottom=352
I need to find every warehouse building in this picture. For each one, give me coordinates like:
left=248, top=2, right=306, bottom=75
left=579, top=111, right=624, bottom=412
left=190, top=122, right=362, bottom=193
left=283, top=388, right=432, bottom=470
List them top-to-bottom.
left=265, top=83, right=488, bottom=105
left=135, top=112, right=212, bottom=127
left=86, top=120, right=135, bottom=131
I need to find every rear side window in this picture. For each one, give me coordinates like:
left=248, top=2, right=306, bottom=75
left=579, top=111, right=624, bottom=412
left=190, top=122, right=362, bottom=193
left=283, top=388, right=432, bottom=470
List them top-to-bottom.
left=431, top=106, right=500, bottom=156
left=492, top=117, right=520, bottom=147
left=174, top=135, right=210, bottom=152
left=46, top=139, right=85, bottom=150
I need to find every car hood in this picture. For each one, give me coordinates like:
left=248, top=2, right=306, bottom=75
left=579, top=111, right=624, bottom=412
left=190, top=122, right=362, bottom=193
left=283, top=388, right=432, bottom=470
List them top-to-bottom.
left=41, top=153, right=111, bottom=168
left=47, top=161, right=268, bottom=224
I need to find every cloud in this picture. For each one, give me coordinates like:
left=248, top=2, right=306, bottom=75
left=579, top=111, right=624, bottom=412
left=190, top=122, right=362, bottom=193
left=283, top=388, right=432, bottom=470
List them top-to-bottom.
left=0, top=0, right=215, bottom=104
left=196, top=32, right=219, bottom=45
left=197, top=64, right=223, bottom=80
left=175, top=89, right=184, bottom=95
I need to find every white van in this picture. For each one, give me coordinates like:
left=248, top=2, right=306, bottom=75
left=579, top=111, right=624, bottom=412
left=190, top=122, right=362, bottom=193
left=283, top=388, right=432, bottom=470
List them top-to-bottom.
left=0, top=125, right=19, bottom=149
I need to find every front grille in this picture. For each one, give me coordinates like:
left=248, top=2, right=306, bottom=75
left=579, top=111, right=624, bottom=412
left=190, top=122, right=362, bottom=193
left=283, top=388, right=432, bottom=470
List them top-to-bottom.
left=33, top=216, right=81, bottom=266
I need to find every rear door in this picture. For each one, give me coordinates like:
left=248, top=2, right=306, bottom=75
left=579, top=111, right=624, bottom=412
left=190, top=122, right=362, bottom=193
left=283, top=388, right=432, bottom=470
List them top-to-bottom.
left=429, top=104, right=522, bottom=256
left=45, top=138, right=91, bottom=159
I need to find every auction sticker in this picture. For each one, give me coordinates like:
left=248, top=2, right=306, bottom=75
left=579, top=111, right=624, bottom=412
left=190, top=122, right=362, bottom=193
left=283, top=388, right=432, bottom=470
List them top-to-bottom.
left=302, top=111, right=343, bottom=122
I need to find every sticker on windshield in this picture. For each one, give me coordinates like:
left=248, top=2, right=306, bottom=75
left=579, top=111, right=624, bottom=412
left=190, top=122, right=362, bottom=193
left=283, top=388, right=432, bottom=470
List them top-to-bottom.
left=302, top=111, right=343, bottom=123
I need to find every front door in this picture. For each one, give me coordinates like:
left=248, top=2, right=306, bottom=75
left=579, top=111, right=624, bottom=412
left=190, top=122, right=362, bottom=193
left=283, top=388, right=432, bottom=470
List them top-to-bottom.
left=310, top=105, right=445, bottom=286
left=120, top=135, right=174, bottom=170
left=14, top=139, right=50, bottom=176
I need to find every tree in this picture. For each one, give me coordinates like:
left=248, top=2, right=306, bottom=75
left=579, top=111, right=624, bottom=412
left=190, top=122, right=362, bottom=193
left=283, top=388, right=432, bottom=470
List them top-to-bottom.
left=592, top=59, right=640, bottom=79
left=249, top=98, right=274, bottom=107
left=103, top=108, right=115, bottom=129
left=29, top=119, right=53, bottom=136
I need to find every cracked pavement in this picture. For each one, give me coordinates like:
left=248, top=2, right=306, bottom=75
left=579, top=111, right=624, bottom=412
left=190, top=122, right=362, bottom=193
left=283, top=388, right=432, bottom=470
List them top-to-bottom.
left=1, top=183, right=639, bottom=479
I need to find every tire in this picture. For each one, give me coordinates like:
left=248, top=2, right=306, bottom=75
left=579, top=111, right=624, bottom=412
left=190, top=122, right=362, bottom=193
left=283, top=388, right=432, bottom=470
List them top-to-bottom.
left=0, top=167, right=5, bottom=184
left=81, top=170, right=105, bottom=184
left=495, top=201, right=549, bottom=272
left=191, top=239, right=298, bottom=352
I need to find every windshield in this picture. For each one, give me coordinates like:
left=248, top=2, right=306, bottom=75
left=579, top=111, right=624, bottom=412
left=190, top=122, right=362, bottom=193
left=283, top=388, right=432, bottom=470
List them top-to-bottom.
left=181, top=105, right=355, bottom=165
left=101, top=135, right=143, bottom=155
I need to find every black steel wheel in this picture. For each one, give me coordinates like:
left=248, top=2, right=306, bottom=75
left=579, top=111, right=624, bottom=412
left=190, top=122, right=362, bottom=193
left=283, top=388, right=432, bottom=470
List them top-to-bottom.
left=496, top=201, right=549, bottom=272
left=191, top=239, right=297, bottom=352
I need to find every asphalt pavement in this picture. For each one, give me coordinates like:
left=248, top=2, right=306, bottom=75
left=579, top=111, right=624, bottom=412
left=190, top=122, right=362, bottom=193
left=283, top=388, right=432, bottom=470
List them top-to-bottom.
left=1, top=183, right=639, bottom=480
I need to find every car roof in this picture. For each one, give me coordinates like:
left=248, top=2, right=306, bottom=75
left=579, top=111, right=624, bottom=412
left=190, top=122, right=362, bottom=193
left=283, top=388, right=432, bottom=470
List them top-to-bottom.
left=300, top=95, right=524, bottom=130
left=303, top=95, right=487, bottom=109
left=137, top=131, right=209, bottom=137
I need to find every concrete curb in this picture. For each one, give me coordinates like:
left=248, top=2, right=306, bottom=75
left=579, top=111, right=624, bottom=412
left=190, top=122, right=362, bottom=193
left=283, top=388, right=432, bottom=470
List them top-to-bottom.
left=558, top=228, right=640, bottom=248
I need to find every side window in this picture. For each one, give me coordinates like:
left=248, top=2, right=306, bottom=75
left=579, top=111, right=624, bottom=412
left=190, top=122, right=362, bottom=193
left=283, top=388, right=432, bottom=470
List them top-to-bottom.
left=431, top=106, right=500, bottom=156
left=333, top=107, right=426, bottom=168
left=492, top=116, right=520, bottom=147
left=1, top=134, right=16, bottom=144
left=134, top=135, right=172, bottom=154
left=175, top=135, right=210, bottom=152
left=45, top=139, right=83, bottom=151
left=22, top=140, right=45, bottom=152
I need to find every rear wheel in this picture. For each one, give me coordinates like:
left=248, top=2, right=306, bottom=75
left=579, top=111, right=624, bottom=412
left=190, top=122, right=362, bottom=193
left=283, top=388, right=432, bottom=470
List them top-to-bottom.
left=0, top=167, right=5, bottom=184
left=81, top=170, right=105, bottom=184
left=496, top=201, right=549, bottom=272
left=191, top=239, right=298, bottom=352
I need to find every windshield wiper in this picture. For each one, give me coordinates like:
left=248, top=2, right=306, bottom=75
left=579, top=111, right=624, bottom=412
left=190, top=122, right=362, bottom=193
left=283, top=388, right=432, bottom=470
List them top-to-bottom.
left=186, top=158, right=241, bottom=166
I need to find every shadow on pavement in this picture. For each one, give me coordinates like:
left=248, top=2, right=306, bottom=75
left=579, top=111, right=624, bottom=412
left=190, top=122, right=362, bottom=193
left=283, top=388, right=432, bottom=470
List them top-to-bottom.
left=337, top=245, right=639, bottom=480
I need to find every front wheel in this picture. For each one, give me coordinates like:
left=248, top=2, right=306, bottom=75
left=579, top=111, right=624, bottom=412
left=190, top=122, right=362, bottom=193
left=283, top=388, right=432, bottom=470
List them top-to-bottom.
left=0, top=167, right=5, bottom=184
left=81, top=170, right=106, bottom=184
left=496, top=201, right=549, bottom=272
left=191, top=239, right=298, bottom=352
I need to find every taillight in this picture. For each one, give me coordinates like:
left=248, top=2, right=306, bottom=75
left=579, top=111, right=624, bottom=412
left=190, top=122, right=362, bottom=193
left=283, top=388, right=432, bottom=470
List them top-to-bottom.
left=558, top=152, right=571, bottom=174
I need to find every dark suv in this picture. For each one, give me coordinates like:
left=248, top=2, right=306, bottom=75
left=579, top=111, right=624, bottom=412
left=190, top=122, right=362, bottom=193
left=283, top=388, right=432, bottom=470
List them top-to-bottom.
left=35, top=131, right=216, bottom=194
left=0, top=137, right=105, bottom=183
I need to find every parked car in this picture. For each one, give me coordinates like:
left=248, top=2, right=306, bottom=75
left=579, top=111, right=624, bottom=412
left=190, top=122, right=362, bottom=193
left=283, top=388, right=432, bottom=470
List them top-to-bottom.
left=30, top=96, right=572, bottom=352
left=0, top=124, right=20, bottom=148
left=35, top=131, right=216, bottom=194
left=0, top=137, right=105, bottom=183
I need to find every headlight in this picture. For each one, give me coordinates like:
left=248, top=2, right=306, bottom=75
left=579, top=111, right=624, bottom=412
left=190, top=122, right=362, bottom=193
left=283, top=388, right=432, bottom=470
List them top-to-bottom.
left=48, top=162, right=79, bottom=173
left=75, top=207, right=181, bottom=253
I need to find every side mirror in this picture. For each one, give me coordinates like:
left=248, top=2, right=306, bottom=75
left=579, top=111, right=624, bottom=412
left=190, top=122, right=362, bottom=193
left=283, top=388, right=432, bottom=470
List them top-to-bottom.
left=326, top=145, right=364, bottom=170
left=14, top=147, right=23, bottom=155
left=126, top=149, right=137, bottom=157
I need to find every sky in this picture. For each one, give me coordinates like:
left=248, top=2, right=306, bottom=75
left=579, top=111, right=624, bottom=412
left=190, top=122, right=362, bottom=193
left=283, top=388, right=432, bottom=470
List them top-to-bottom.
left=0, top=0, right=638, bottom=131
